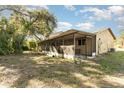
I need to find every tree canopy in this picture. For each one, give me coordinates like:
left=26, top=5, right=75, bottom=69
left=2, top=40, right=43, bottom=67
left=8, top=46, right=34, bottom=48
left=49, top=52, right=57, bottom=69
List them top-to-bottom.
left=0, top=5, right=57, bottom=55
left=0, top=5, right=57, bottom=38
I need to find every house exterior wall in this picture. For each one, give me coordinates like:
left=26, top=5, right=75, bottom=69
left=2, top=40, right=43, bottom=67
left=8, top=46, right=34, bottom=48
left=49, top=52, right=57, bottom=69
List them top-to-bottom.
left=96, top=29, right=115, bottom=55
left=41, top=35, right=96, bottom=59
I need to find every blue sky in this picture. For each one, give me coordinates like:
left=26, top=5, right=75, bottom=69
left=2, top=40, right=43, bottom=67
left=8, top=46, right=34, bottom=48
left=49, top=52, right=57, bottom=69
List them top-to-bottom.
left=1, top=5, right=124, bottom=36
left=48, top=5, right=124, bottom=36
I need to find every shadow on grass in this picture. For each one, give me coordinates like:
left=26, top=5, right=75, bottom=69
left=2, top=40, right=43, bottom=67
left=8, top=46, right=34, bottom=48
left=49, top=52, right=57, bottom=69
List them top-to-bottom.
left=0, top=53, right=124, bottom=88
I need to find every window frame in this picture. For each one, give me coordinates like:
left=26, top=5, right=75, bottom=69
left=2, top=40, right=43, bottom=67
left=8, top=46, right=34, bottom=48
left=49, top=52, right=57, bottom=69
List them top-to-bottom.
left=77, top=38, right=86, bottom=46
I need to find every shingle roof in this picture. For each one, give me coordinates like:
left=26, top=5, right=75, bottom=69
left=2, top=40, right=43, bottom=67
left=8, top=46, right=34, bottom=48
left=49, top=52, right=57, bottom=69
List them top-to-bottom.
left=41, top=28, right=116, bottom=42
left=43, top=29, right=95, bottom=41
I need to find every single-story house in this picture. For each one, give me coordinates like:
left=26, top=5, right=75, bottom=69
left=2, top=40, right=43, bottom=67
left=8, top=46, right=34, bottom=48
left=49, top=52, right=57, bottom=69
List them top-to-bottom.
left=40, top=28, right=116, bottom=59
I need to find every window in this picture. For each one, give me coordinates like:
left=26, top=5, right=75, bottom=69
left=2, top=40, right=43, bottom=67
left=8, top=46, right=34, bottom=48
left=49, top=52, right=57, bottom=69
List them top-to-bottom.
left=78, top=38, right=86, bottom=45
left=65, top=39, right=73, bottom=45
left=78, top=39, right=82, bottom=45
left=82, top=39, right=86, bottom=45
left=54, top=40, right=63, bottom=46
left=58, top=40, right=63, bottom=45
left=51, top=42, right=55, bottom=46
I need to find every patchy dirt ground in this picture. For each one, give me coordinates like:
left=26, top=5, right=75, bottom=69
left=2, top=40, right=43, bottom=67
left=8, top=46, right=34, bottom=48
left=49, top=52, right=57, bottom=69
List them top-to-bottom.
left=0, top=52, right=124, bottom=88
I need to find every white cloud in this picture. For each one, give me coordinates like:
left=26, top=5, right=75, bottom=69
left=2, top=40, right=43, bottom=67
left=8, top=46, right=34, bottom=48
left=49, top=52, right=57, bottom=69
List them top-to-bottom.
left=39, top=5, right=49, bottom=10
left=64, top=5, right=76, bottom=11
left=77, top=6, right=124, bottom=21
left=108, top=6, right=124, bottom=15
left=108, top=6, right=124, bottom=28
left=79, top=7, right=111, bottom=21
left=116, top=16, right=124, bottom=28
left=55, top=22, right=73, bottom=31
left=58, top=22, right=73, bottom=27
left=76, top=22, right=94, bottom=30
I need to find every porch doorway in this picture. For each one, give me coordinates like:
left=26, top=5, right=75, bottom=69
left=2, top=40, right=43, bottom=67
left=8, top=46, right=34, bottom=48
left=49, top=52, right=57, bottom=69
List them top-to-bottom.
left=75, top=37, right=92, bottom=57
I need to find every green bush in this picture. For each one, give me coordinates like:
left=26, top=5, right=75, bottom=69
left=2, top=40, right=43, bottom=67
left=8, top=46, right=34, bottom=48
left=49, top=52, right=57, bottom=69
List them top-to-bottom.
left=0, top=31, right=13, bottom=55
left=12, top=34, right=25, bottom=54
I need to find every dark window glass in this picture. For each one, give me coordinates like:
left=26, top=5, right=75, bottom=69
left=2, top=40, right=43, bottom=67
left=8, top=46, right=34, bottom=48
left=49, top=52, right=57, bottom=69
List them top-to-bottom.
left=78, top=38, right=86, bottom=45
left=65, top=39, right=73, bottom=45
left=78, top=39, right=82, bottom=45
left=82, top=39, right=86, bottom=45
left=59, top=40, right=63, bottom=45
left=52, top=42, right=55, bottom=46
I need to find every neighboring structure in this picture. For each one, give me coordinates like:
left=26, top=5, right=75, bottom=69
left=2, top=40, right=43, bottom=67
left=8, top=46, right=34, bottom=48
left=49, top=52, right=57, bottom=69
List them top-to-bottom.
left=40, top=28, right=116, bottom=59
left=115, top=36, right=124, bottom=48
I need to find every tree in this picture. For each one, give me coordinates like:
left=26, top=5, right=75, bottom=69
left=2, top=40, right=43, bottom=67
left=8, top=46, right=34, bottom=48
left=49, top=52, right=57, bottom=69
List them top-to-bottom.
left=0, top=5, right=57, bottom=54
left=0, top=5, right=57, bottom=39
left=29, top=10, right=57, bottom=38
left=0, top=17, right=14, bottom=55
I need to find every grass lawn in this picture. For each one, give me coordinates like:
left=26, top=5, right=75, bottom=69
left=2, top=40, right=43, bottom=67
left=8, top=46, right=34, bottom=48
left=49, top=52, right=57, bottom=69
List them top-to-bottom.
left=0, top=52, right=124, bottom=88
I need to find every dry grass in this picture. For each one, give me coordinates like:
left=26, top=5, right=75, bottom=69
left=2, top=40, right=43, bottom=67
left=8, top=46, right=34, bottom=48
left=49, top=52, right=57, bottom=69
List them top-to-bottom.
left=0, top=52, right=124, bottom=88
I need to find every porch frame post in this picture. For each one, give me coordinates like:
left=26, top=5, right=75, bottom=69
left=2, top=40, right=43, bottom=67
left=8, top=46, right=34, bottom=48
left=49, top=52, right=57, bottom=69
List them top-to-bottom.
left=73, top=33, right=76, bottom=59
left=85, top=36, right=87, bottom=58
left=91, top=37, right=93, bottom=56
left=62, top=38, right=64, bottom=58
left=63, top=38, right=64, bottom=45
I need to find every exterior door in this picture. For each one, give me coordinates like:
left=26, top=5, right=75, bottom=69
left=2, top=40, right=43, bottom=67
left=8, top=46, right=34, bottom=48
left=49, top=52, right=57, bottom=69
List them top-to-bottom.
left=86, top=38, right=92, bottom=56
